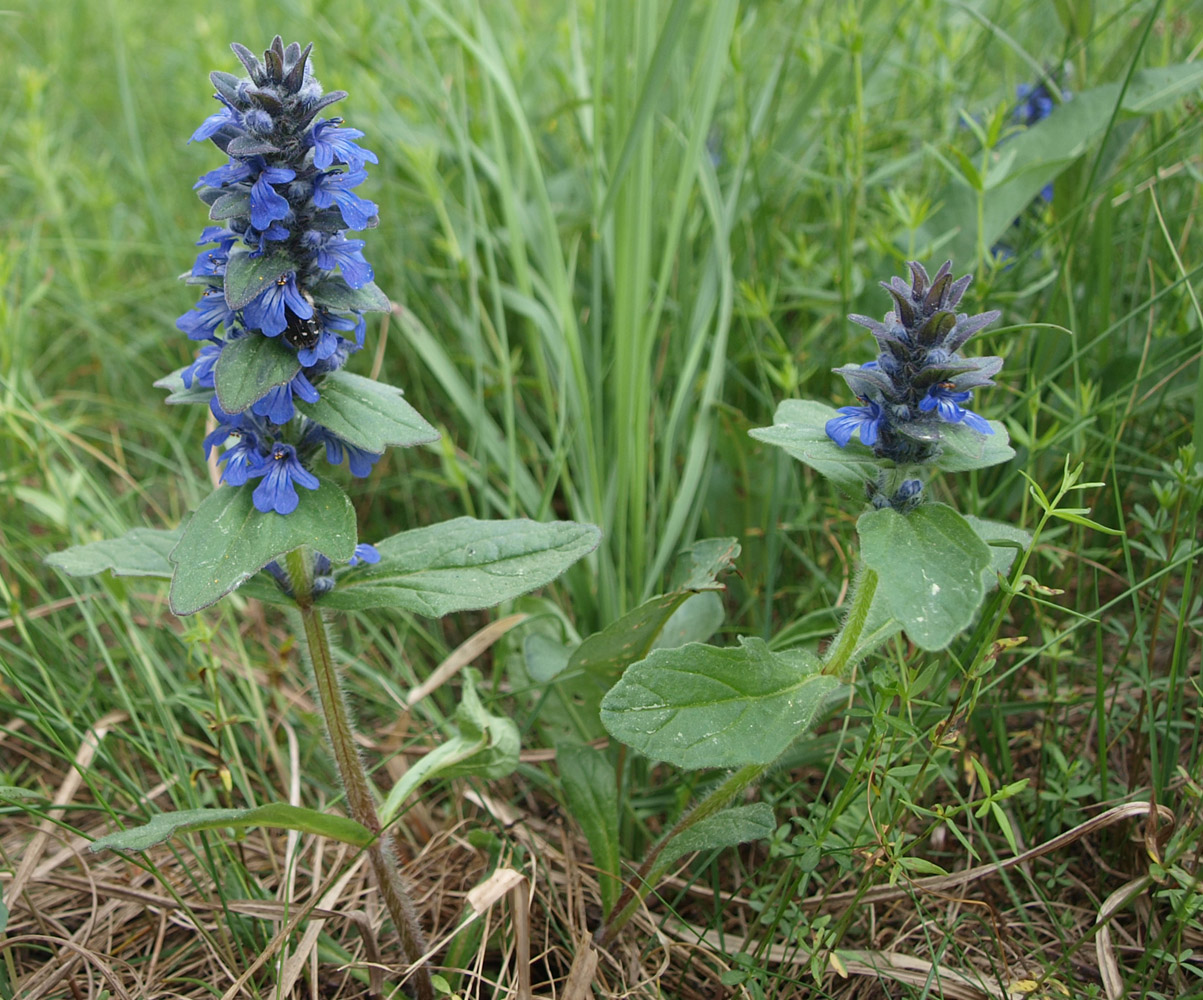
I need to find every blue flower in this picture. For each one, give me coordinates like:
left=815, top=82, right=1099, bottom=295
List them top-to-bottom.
left=176, top=38, right=391, bottom=516
left=310, top=118, right=379, bottom=171
left=249, top=164, right=296, bottom=230
left=311, top=169, right=378, bottom=230
left=310, top=232, right=373, bottom=288
left=825, top=261, right=1001, bottom=464
left=243, top=273, right=313, bottom=337
left=177, top=287, right=236, bottom=340
left=181, top=340, right=223, bottom=388
left=251, top=370, right=320, bottom=424
left=919, top=383, right=993, bottom=434
left=826, top=399, right=885, bottom=449
left=302, top=423, right=381, bottom=477
left=217, top=428, right=269, bottom=486
left=250, top=443, right=320, bottom=515
left=348, top=543, right=380, bottom=566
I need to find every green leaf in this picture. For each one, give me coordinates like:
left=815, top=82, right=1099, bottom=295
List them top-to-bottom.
left=209, top=190, right=251, bottom=222
left=223, top=244, right=298, bottom=310
left=309, top=275, right=391, bottom=312
left=213, top=334, right=301, bottom=414
left=154, top=368, right=214, bottom=405
left=294, top=370, right=439, bottom=453
left=749, top=399, right=878, bottom=494
left=932, top=419, right=1015, bottom=474
left=169, top=479, right=356, bottom=615
left=857, top=503, right=992, bottom=651
left=964, top=516, right=1032, bottom=586
left=319, top=518, right=600, bottom=615
left=45, top=527, right=182, bottom=579
left=671, top=537, right=741, bottom=590
left=567, top=538, right=736, bottom=678
left=570, top=592, right=700, bottom=678
left=652, top=592, right=725, bottom=651
left=524, top=632, right=574, bottom=683
left=600, top=637, right=841, bottom=769
left=379, top=669, right=518, bottom=825
left=558, top=744, right=621, bottom=914
left=0, top=785, right=42, bottom=802
left=90, top=803, right=374, bottom=853
left=659, top=803, right=777, bottom=868
left=0, top=896, right=7, bottom=935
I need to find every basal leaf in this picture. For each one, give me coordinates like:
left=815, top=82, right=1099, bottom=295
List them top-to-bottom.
left=223, top=244, right=298, bottom=310
left=214, top=334, right=301, bottom=414
left=294, top=370, right=439, bottom=453
left=749, top=399, right=878, bottom=494
left=169, top=479, right=356, bottom=615
left=857, top=503, right=992, bottom=651
left=319, top=518, right=600, bottom=616
left=46, top=527, right=182, bottom=580
left=600, top=637, right=841, bottom=770
left=558, top=743, right=621, bottom=914
left=90, top=803, right=374, bottom=853
left=659, top=803, right=777, bottom=868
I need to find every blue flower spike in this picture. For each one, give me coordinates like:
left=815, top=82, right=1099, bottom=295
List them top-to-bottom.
left=172, top=36, right=388, bottom=522
left=826, top=260, right=1002, bottom=469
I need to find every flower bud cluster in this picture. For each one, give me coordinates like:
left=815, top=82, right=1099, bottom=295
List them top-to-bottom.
left=175, top=37, right=381, bottom=516
left=826, top=260, right=1002, bottom=467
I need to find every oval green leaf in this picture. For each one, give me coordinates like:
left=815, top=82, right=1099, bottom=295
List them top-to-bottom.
left=223, top=245, right=298, bottom=310
left=309, top=275, right=391, bottom=313
left=213, top=334, right=301, bottom=414
left=294, top=370, right=439, bottom=453
left=749, top=400, right=877, bottom=495
left=169, top=479, right=357, bottom=615
left=856, top=503, right=992, bottom=651
left=319, top=518, right=601, bottom=616
left=46, top=527, right=182, bottom=579
left=600, top=637, right=841, bottom=770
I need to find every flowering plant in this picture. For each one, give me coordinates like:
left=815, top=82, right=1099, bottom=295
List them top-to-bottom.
left=47, top=37, right=599, bottom=1000
left=570, top=260, right=1024, bottom=946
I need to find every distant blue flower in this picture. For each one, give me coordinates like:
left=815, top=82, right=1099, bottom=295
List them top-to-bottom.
left=310, top=118, right=379, bottom=170
left=311, top=169, right=378, bottom=230
left=243, top=272, right=312, bottom=337
left=827, top=399, right=885, bottom=448
left=251, top=442, right=320, bottom=515
left=348, top=543, right=380, bottom=566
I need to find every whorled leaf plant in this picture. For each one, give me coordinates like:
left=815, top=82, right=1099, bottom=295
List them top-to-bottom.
left=46, top=37, right=599, bottom=1000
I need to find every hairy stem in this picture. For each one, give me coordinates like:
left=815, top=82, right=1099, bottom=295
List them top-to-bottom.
left=287, top=549, right=434, bottom=1000
left=821, top=566, right=878, bottom=678
left=596, top=762, right=766, bottom=947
